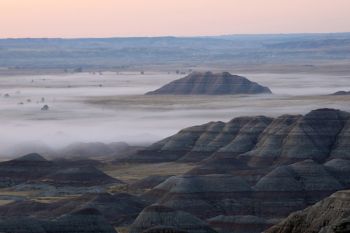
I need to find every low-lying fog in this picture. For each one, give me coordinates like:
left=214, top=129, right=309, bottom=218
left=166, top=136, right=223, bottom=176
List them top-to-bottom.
left=0, top=71, right=349, bottom=157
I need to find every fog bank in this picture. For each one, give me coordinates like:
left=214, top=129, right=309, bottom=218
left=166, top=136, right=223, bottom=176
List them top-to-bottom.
left=0, top=72, right=349, bottom=157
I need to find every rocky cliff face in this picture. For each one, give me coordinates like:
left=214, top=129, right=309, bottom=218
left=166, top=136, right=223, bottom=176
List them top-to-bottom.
left=146, top=72, right=272, bottom=95
left=265, top=190, right=350, bottom=233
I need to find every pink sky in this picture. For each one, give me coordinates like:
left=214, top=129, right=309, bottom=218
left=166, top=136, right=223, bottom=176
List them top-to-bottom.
left=0, top=0, right=349, bottom=38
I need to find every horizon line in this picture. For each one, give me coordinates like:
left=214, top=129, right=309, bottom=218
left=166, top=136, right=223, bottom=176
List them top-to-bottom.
left=1, top=31, right=350, bottom=40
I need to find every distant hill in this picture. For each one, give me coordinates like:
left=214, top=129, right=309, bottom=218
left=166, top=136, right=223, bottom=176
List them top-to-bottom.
left=146, top=71, right=272, bottom=95
left=330, top=90, right=350, bottom=96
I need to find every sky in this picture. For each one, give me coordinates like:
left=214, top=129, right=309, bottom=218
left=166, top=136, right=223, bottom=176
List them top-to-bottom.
left=0, top=0, right=349, bottom=38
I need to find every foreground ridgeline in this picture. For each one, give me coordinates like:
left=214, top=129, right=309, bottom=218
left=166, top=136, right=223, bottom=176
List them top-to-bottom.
left=146, top=71, right=272, bottom=95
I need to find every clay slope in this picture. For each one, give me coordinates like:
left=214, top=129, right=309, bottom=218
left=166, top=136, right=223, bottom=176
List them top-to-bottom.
left=146, top=71, right=272, bottom=95
left=132, top=108, right=350, bottom=168
left=266, top=189, right=350, bottom=233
